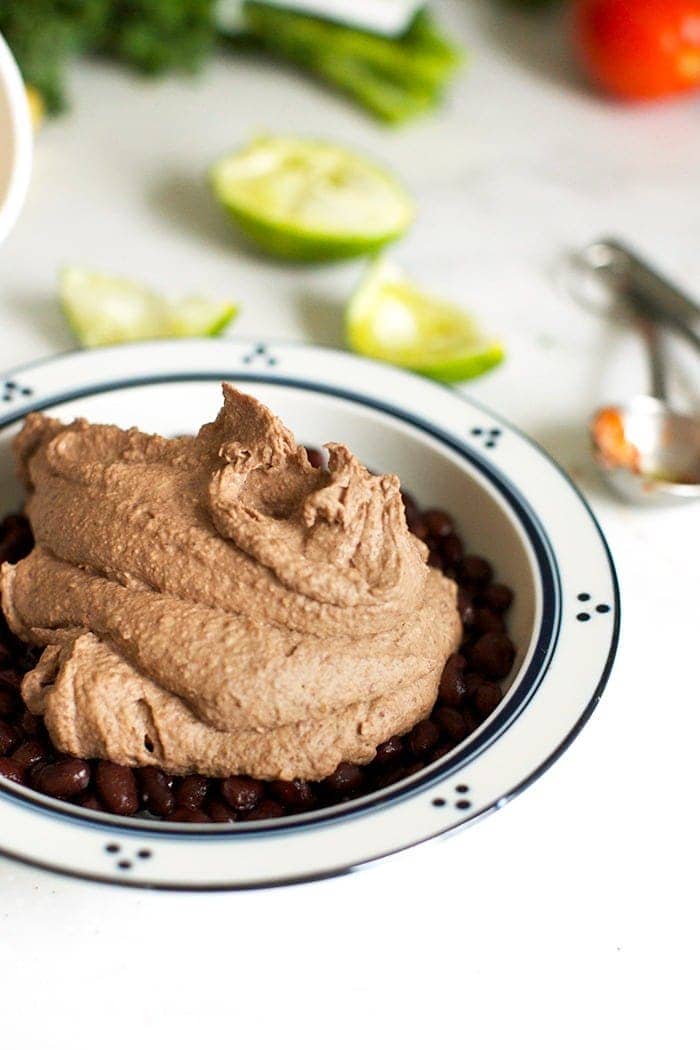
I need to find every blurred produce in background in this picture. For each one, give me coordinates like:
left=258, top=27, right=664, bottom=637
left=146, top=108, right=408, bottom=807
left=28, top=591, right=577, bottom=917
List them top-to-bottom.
left=0, top=0, right=461, bottom=124
left=0, top=0, right=218, bottom=113
left=1, top=0, right=698, bottom=124
left=507, top=0, right=700, bottom=100
left=572, top=0, right=700, bottom=100
left=227, top=5, right=462, bottom=124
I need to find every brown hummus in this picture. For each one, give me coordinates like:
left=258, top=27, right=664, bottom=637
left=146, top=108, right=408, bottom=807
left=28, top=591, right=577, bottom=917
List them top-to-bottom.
left=1, top=385, right=461, bottom=780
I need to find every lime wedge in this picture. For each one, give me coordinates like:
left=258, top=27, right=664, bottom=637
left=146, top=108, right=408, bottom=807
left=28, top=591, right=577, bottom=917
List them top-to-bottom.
left=210, top=136, right=414, bottom=261
left=346, top=260, right=504, bottom=383
left=59, top=268, right=238, bottom=348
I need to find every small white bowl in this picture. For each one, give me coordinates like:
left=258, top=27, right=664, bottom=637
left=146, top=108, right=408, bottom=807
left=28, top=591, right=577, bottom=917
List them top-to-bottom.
left=0, top=33, right=32, bottom=245
left=0, top=341, right=620, bottom=889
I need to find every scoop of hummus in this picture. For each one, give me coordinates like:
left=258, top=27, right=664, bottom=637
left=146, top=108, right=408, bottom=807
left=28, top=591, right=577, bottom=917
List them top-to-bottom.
left=1, top=385, right=461, bottom=780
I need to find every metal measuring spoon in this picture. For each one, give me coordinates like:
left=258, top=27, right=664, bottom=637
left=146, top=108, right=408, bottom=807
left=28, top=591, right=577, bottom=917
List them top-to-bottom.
left=569, top=239, right=700, bottom=505
left=575, top=239, right=700, bottom=353
left=590, top=300, right=700, bottom=505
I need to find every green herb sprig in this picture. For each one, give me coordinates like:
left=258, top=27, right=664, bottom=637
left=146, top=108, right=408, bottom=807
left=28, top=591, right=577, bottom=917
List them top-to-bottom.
left=0, top=0, right=462, bottom=124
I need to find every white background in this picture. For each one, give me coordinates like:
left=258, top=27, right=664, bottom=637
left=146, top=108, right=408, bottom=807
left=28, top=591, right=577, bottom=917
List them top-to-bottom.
left=1, top=3, right=699, bottom=1046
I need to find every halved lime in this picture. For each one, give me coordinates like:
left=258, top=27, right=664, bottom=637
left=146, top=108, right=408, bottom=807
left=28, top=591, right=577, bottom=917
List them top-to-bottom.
left=210, top=136, right=414, bottom=261
left=346, top=259, right=504, bottom=383
left=59, top=268, right=238, bottom=348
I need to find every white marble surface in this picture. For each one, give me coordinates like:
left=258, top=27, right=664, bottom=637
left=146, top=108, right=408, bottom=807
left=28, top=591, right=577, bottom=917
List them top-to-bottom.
left=1, top=4, right=699, bottom=1046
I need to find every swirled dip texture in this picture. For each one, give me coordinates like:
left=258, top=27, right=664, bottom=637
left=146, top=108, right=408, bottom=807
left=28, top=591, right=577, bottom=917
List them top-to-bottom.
left=1, top=386, right=461, bottom=780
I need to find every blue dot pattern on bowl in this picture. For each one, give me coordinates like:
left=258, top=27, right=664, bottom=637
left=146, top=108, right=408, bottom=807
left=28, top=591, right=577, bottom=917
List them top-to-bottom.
left=240, top=344, right=278, bottom=368
left=2, top=380, right=34, bottom=404
left=470, top=426, right=502, bottom=450
left=576, top=593, right=611, bottom=622
left=432, top=782, right=471, bottom=812
left=104, top=841, right=153, bottom=872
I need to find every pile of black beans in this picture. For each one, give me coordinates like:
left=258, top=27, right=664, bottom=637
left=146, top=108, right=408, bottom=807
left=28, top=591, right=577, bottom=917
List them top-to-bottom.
left=0, top=466, right=515, bottom=823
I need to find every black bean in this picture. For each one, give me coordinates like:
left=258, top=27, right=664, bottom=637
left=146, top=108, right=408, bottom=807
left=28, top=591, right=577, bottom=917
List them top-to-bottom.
left=401, top=492, right=420, bottom=527
left=405, top=509, right=423, bottom=535
left=423, top=509, right=454, bottom=539
left=1, top=514, right=31, bottom=538
left=410, top=519, right=429, bottom=542
left=424, top=531, right=441, bottom=552
left=441, top=533, right=464, bottom=566
left=0, top=538, right=26, bottom=564
left=427, top=550, right=444, bottom=571
left=460, top=555, right=493, bottom=587
left=481, top=583, right=514, bottom=613
left=457, top=588, right=477, bottom=628
left=474, top=607, right=505, bottom=636
left=472, top=633, right=515, bottom=680
left=462, top=634, right=476, bottom=658
left=16, top=646, right=43, bottom=674
left=439, top=653, right=468, bottom=706
left=0, top=668, right=21, bottom=693
left=463, top=672, right=486, bottom=699
left=473, top=682, right=503, bottom=717
left=0, top=689, right=18, bottom=718
left=434, top=707, right=468, bottom=742
left=18, top=709, right=43, bottom=737
left=462, top=710, right=480, bottom=735
left=0, top=720, right=21, bottom=756
left=409, top=720, right=440, bottom=758
left=373, top=736, right=404, bottom=767
left=12, top=739, right=49, bottom=772
left=430, top=743, right=454, bottom=762
left=0, top=757, right=24, bottom=784
left=32, top=758, right=91, bottom=798
left=95, top=760, right=139, bottom=815
left=323, top=762, right=364, bottom=797
left=373, top=765, right=411, bottom=789
left=138, top=767, right=175, bottom=817
left=145, top=767, right=174, bottom=790
left=175, top=774, right=209, bottom=810
left=220, top=775, right=266, bottom=811
left=269, top=779, right=315, bottom=809
left=77, top=793, right=105, bottom=812
left=244, top=799, right=286, bottom=821
left=207, top=800, right=236, bottom=823
left=168, top=806, right=210, bottom=823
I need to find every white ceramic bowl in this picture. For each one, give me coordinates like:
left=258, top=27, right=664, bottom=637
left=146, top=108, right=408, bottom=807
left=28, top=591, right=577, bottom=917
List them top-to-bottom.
left=0, top=33, right=32, bottom=245
left=0, top=341, right=619, bottom=889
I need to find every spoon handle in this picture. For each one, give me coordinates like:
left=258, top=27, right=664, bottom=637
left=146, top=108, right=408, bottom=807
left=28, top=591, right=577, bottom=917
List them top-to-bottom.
left=579, top=239, right=700, bottom=355
left=637, top=312, right=668, bottom=404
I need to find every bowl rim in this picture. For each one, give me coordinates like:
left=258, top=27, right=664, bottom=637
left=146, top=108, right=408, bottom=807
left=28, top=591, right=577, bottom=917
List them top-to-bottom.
left=0, top=33, right=33, bottom=246
left=0, top=340, right=620, bottom=889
